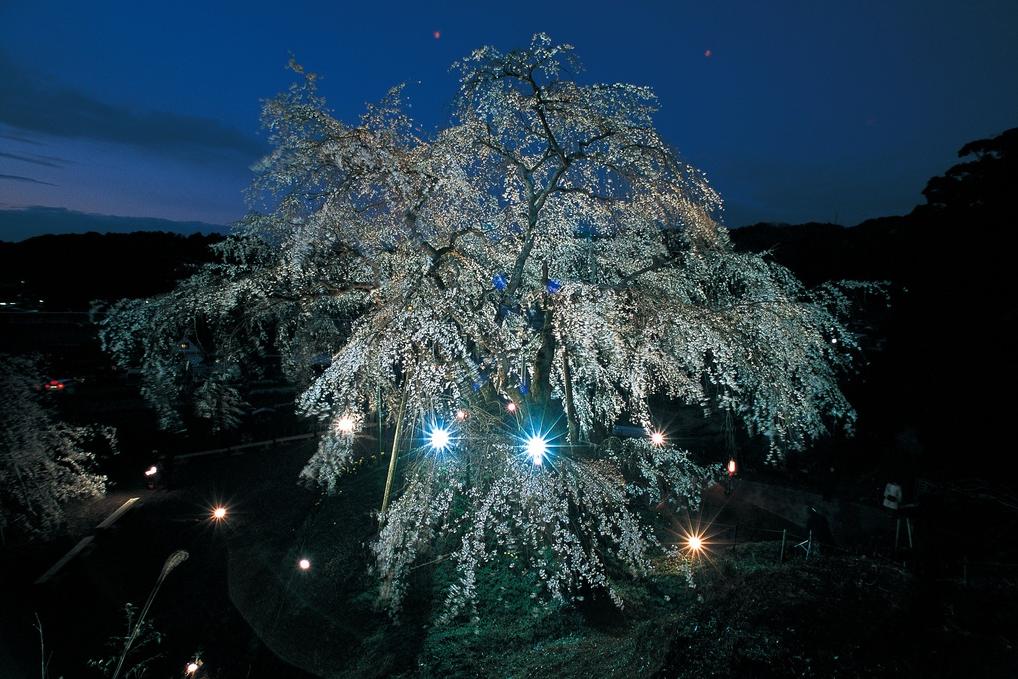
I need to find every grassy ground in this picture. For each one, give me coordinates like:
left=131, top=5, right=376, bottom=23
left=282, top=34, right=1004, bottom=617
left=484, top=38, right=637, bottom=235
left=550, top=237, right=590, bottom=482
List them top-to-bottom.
left=226, top=459, right=1018, bottom=678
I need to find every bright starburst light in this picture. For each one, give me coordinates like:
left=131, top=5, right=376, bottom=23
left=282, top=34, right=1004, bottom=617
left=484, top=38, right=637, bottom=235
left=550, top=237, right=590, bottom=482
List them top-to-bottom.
left=335, top=415, right=355, bottom=435
left=429, top=426, right=451, bottom=451
left=650, top=431, right=665, bottom=446
left=525, top=434, right=548, bottom=466
left=211, top=506, right=227, bottom=521
left=298, top=558, right=311, bottom=571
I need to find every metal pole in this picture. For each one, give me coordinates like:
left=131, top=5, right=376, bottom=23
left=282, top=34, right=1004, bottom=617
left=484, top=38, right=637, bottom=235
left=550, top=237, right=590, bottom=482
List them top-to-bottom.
left=380, top=388, right=408, bottom=516
left=779, top=529, right=786, bottom=563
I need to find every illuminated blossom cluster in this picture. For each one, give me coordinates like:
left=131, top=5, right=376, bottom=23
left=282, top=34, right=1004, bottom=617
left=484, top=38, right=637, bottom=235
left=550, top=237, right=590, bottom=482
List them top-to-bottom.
left=99, top=35, right=872, bottom=615
left=1, top=354, right=112, bottom=539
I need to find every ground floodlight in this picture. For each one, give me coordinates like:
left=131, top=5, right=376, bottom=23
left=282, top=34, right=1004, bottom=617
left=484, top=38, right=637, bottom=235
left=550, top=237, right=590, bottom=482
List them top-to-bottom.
left=335, top=415, right=355, bottom=435
left=429, top=426, right=451, bottom=451
left=650, top=431, right=665, bottom=446
left=526, top=434, right=548, bottom=466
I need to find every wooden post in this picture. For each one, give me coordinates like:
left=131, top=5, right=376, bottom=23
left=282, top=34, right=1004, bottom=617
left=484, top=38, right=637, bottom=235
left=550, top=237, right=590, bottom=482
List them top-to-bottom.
left=380, top=388, right=408, bottom=516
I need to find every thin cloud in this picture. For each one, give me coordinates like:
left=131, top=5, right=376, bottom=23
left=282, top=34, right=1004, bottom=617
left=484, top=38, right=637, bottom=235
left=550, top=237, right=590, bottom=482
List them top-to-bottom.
left=0, top=51, right=266, bottom=161
left=0, top=131, right=43, bottom=146
left=0, top=151, right=69, bottom=168
left=0, top=173, right=57, bottom=186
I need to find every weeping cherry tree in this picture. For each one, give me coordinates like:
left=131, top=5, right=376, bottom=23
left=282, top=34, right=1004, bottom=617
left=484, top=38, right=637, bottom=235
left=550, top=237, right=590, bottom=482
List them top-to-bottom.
left=99, top=35, right=871, bottom=617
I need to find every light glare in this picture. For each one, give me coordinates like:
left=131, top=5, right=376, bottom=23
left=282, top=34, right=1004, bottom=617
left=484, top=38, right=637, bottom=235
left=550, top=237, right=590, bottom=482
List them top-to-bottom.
left=335, top=415, right=355, bottom=435
left=429, top=427, right=451, bottom=451
left=650, top=431, right=665, bottom=446
left=526, top=435, right=547, bottom=466
left=144, top=465, right=158, bottom=476
left=212, top=506, right=227, bottom=521
left=687, top=535, right=703, bottom=553
left=298, top=558, right=311, bottom=571
left=186, top=662, right=200, bottom=674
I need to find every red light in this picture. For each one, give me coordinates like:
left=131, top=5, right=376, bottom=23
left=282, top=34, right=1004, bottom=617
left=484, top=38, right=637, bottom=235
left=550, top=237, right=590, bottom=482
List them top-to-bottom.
left=727, top=459, right=737, bottom=475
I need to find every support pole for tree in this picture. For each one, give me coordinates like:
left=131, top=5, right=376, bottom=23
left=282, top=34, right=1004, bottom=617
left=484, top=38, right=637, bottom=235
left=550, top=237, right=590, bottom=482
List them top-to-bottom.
left=561, top=350, right=579, bottom=444
left=377, top=385, right=384, bottom=458
left=380, top=388, right=408, bottom=516
left=778, top=529, right=786, bottom=563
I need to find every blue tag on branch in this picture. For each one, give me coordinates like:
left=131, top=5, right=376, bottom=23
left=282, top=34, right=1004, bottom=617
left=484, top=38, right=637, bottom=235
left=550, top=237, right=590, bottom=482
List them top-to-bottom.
left=493, top=273, right=508, bottom=291
left=546, top=279, right=562, bottom=294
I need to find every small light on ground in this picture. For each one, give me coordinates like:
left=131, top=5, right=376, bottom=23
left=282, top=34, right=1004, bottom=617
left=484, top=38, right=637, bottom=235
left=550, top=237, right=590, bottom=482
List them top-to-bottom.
left=506, top=402, right=517, bottom=413
left=455, top=409, right=467, bottom=421
left=650, top=431, right=665, bottom=446
left=727, top=459, right=737, bottom=475
left=144, top=465, right=158, bottom=477
left=212, top=506, right=227, bottom=521
left=686, top=535, right=704, bottom=553
left=298, top=558, right=311, bottom=571
left=186, top=661, right=200, bottom=674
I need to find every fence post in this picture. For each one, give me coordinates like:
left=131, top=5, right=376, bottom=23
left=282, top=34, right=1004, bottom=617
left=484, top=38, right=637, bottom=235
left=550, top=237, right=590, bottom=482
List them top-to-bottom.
left=778, top=528, right=786, bottom=564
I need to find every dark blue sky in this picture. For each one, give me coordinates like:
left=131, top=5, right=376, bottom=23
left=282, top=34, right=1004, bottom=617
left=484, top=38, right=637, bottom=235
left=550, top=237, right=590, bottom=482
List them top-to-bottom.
left=1, top=0, right=1016, bottom=237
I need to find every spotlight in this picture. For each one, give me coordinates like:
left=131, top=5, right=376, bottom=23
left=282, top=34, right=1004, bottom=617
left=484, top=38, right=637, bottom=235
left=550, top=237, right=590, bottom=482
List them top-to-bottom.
left=506, top=402, right=517, bottom=413
left=335, top=415, right=355, bottom=435
left=429, top=427, right=451, bottom=451
left=650, top=431, right=665, bottom=446
left=525, top=434, right=548, bottom=466
left=727, top=459, right=737, bottom=475
left=144, top=465, right=158, bottom=477
left=211, top=506, right=227, bottom=521
left=686, top=534, right=704, bottom=554
left=298, top=558, right=311, bottom=571
left=185, top=660, right=201, bottom=674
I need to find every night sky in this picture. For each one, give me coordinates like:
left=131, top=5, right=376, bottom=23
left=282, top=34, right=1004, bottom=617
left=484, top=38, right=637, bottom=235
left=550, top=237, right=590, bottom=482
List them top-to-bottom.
left=1, top=0, right=1016, bottom=239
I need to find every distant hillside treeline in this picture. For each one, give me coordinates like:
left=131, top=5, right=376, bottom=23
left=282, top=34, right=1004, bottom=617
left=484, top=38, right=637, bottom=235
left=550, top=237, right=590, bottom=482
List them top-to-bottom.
left=729, top=127, right=1017, bottom=480
left=0, top=231, right=223, bottom=310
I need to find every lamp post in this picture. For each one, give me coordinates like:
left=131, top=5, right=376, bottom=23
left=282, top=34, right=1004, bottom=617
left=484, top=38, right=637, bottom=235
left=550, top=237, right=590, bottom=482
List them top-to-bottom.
left=111, top=550, right=189, bottom=679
